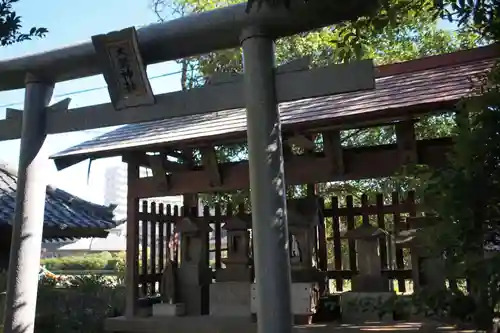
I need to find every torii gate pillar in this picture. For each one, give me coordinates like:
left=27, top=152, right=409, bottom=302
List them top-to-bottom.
left=241, top=27, right=293, bottom=333
left=3, top=74, right=54, bottom=333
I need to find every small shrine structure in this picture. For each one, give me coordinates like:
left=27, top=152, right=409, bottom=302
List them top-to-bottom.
left=48, top=45, right=499, bottom=332
left=339, top=223, right=393, bottom=322
left=343, top=223, right=389, bottom=292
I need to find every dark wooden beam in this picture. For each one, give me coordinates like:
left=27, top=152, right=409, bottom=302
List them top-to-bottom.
left=395, top=120, right=417, bottom=165
left=322, top=130, right=344, bottom=176
left=281, top=133, right=295, bottom=160
left=285, top=134, right=316, bottom=151
left=132, top=138, right=452, bottom=198
left=282, top=143, right=294, bottom=160
left=200, top=147, right=222, bottom=187
left=165, top=149, right=190, bottom=162
left=182, top=149, right=199, bottom=212
left=123, top=153, right=190, bottom=172
left=147, top=154, right=170, bottom=191
left=126, top=156, right=140, bottom=318
left=163, top=160, right=190, bottom=173
left=0, top=226, right=109, bottom=242
left=42, top=227, right=109, bottom=239
left=325, top=269, right=412, bottom=280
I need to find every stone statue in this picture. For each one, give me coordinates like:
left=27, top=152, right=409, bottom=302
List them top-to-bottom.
left=290, top=234, right=302, bottom=264
left=160, top=248, right=178, bottom=304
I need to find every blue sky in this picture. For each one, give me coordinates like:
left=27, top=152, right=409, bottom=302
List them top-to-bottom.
left=0, top=0, right=182, bottom=204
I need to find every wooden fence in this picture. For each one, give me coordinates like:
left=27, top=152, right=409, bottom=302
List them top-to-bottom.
left=132, top=191, right=418, bottom=298
left=323, top=191, right=417, bottom=292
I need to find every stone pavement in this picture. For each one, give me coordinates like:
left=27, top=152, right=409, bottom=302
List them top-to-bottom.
left=105, top=317, right=479, bottom=333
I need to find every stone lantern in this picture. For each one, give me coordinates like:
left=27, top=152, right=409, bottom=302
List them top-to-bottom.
left=252, top=197, right=320, bottom=324
left=287, top=198, right=319, bottom=282
left=210, top=214, right=253, bottom=317
left=217, top=214, right=252, bottom=282
left=174, top=216, right=212, bottom=316
left=396, top=216, right=445, bottom=292
left=340, top=223, right=393, bottom=323
left=342, top=223, right=389, bottom=292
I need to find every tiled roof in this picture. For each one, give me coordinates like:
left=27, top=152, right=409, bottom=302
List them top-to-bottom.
left=51, top=46, right=498, bottom=168
left=0, top=162, right=117, bottom=239
left=56, top=234, right=126, bottom=252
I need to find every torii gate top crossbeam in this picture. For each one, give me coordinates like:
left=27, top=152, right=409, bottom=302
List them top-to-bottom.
left=0, top=0, right=378, bottom=91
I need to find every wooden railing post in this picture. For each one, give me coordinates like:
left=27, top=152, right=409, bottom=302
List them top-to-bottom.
left=125, top=156, right=140, bottom=318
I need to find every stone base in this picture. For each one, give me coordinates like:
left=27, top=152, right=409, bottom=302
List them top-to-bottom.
left=216, top=266, right=253, bottom=282
left=291, top=268, right=320, bottom=283
left=210, top=282, right=251, bottom=317
left=250, top=282, right=319, bottom=316
left=178, top=284, right=210, bottom=315
left=340, top=291, right=395, bottom=323
left=152, top=303, right=185, bottom=317
left=137, top=306, right=152, bottom=318
left=250, top=313, right=312, bottom=325
left=105, top=315, right=427, bottom=333
left=294, top=315, right=313, bottom=325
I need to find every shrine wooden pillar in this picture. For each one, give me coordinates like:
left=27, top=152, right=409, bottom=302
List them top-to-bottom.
left=395, top=119, right=417, bottom=166
left=181, top=148, right=201, bottom=265
left=182, top=149, right=199, bottom=212
left=125, top=155, right=140, bottom=318
left=183, top=192, right=202, bottom=266
left=183, top=194, right=198, bottom=211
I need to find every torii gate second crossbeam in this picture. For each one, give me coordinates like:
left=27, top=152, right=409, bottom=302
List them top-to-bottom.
left=0, top=1, right=379, bottom=333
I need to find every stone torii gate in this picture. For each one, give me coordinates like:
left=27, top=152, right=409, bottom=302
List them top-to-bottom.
left=0, top=1, right=378, bottom=333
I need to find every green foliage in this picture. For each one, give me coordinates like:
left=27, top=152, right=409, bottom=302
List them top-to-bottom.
left=0, top=0, right=47, bottom=46
left=155, top=0, right=482, bottom=79
left=243, top=0, right=493, bottom=63
left=305, top=0, right=483, bottom=64
left=436, top=0, right=500, bottom=40
left=387, top=1, right=500, bottom=329
left=380, top=3, right=500, bottom=327
left=416, top=60, right=500, bottom=330
left=423, top=108, right=500, bottom=265
left=41, top=252, right=125, bottom=272
left=114, top=253, right=126, bottom=285
left=0, top=270, right=7, bottom=293
left=0, top=271, right=124, bottom=333
left=35, top=277, right=124, bottom=333
left=412, top=288, right=476, bottom=322
left=378, top=289, right=476, bottom=322
left=314, top=294, right=341, bottom=322
left=344, top=294, right=392, bottom=320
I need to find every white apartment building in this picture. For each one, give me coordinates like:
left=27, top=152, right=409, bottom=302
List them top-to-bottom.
left=103, top=164, right=184, bottom=220
left=104, top=165, right=128, bottom=219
